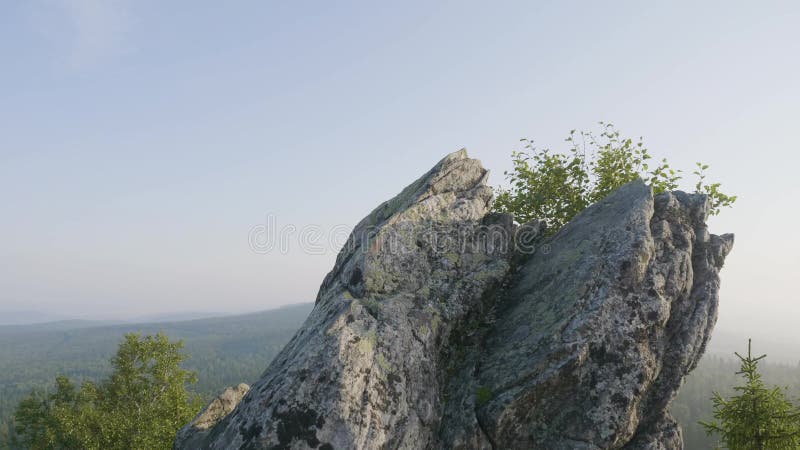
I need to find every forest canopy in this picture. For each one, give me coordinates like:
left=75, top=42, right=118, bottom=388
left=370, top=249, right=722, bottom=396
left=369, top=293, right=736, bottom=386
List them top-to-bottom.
left=13, top=333, right=201, bottom=450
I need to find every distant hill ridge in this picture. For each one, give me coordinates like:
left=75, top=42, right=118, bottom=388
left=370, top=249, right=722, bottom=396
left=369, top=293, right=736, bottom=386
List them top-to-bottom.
left=0, top=301, right=795, bottom=450
left=0, top=303, right=314, bottom=449
left=0, top=308, right=268, bottom=328
left=0, top=310, right=73, bottom=326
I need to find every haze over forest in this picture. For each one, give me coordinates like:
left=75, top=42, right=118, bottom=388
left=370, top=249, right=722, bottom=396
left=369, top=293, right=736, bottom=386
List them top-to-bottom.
left=2, top=1, right=799, bottom=344
left=2, top=3, right=800, bottom=449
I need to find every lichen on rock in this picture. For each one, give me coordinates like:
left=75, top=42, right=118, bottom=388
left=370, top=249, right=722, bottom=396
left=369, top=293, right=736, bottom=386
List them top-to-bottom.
left=175, top=150, right=732, bottom=450
left=175, top=383, right=250, bottom=448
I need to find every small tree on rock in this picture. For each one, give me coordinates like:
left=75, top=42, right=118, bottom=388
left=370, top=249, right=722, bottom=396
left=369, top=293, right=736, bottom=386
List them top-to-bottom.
left=493, top=123, right=736, bottom=230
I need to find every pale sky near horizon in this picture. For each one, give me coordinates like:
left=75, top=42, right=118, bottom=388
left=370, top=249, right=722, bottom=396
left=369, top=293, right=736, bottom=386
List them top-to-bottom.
left=1, top=1, right=799, bottom=339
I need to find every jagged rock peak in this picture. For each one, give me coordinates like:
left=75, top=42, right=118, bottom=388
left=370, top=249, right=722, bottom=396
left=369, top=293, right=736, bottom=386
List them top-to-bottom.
left=316, top=148, right=499, bottom=301
left=175, top=152, right=732, bottom=450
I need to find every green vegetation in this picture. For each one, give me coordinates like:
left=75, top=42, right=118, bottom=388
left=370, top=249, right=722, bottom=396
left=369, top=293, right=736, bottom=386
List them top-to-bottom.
left=493, top=123, right=736, bottom=229
left=360, top=298, right=383, bottom=320
left=0, top=304, right=312, bottom=450
left=1, top=305, right=797, bottom=450
left=14, top=333, right=201, bottom=450
left=699, top=340, right=800, bottom=449
left=675, top=355, right=800, bottom=449
left=475, top=386, right=492, bottom=407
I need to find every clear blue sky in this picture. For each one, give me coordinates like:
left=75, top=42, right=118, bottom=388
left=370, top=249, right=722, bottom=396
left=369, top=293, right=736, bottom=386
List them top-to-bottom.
left=1, top=1, right=798, bottom=338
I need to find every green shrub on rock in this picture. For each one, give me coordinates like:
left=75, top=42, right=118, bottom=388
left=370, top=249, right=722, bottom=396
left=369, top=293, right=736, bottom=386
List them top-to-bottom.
left=493, top=123, right=736, bottom=230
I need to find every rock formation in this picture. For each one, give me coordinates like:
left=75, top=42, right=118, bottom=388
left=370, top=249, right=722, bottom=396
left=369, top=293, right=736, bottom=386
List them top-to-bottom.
left=175, top=150, right=733, bottom=450
left=176, top=383, right=250, bottom=448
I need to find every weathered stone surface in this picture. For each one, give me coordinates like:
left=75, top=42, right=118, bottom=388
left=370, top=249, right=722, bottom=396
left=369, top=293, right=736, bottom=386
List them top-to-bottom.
left=175, top=150, right=516, bottom=449
left=175, top=151, right=732, bottom=450
left=437, top=181, right=733, bottom=449
left=175, top=383, right=250, bottom=448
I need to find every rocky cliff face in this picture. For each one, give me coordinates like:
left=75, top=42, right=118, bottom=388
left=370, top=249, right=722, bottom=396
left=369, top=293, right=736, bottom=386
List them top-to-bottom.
left=175, top=150, right=732, bottom=450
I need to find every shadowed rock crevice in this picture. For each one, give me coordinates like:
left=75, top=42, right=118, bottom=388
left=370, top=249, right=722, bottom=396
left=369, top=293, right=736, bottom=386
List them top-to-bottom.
left=175, top=150, right=732, bottom=450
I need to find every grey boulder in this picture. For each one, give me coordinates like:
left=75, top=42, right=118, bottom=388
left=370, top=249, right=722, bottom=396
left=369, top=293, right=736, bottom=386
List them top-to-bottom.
left=175, top=150, right=732, bottom=450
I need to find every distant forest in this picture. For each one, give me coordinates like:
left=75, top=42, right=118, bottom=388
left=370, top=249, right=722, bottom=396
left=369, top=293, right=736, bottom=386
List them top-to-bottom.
left=0, top=304, right=797, bottom=450
left=0, top=304, right=312, bottom=449
left=674, top=354, right=800, bottom=448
